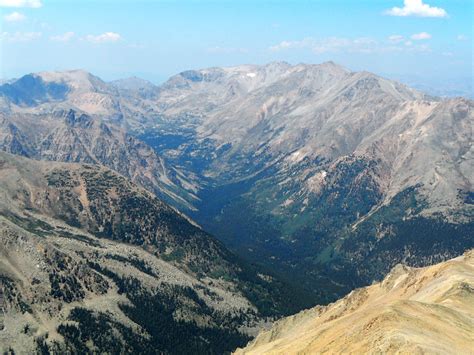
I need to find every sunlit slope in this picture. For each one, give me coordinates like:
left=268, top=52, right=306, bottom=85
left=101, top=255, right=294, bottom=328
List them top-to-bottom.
left=237, top=250, right=474, bottom=354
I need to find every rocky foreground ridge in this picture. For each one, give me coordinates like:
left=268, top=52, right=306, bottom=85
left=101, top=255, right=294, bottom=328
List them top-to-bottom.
left=236, top=250, right=474, bottom=354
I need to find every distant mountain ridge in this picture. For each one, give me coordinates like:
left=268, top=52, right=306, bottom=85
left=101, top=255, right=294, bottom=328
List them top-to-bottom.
left=144, top=61, right=473, bottom=301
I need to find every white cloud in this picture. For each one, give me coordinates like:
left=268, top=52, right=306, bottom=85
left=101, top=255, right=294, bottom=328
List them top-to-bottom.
left=0, top=0, right=41, bottom=8
left=385, top=0, right=447, bottom=17
left=3, top=11, right=25, bottom=22
left=0, top=31, right=41, bottom=42
left=50, top=31, right=75, bottom=42
left=84, top=32, right=121, bottom=44
left=411, top=32, right=431, bottom=40
left=457, top=34, right=468, bottom=41
left=388, top=35, right=404, bottom=43
left=269, top=36, right=432, bottom=55
left=270, top=37, right=378, bottom=54
left=269, top=40, right=294, bottom=51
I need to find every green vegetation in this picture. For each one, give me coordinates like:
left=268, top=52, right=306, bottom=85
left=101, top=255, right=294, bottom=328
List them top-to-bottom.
left=191, top=156, right=474, bottom=306
left=2, top=212, right=55, bottom=238
left=105, top=253, right=157, bottom=277
left=67, top=262, right=251, bottom=354
left=0, top=276, right=32, bottom=314
left=120, top=286, right=251, bottom=354
left=58, top=308, right=149, bottom=353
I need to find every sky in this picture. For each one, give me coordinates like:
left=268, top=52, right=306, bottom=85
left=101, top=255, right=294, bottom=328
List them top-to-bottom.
left=0, top=0, right=472, bottom=91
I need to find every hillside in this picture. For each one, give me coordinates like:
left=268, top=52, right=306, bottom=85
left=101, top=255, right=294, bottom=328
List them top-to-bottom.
left=0, top=151, right=306, bottom=354
left=236, top=250, right=474, bottom=354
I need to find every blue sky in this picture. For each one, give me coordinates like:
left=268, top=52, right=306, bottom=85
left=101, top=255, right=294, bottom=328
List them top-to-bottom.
left=0, top=0, right=472, bottom=87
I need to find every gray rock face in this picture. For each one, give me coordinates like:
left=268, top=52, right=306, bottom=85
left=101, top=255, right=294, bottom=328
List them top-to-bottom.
left=143, top=62, right=473, bottom=300
left=0, top=74, right=69, bottom=106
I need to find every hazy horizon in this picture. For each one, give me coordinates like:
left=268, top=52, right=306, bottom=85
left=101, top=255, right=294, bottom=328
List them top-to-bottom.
left=0, top=0, right=472, bottom=95
left=2, top=60, right=472, bottom=99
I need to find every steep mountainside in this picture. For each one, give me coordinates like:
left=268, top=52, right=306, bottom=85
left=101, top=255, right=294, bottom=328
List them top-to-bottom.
left=150, top=61, right=469, bottom=211
left=0, top=108, right=197, bottom=210
left=0, top=152, right=306, bottom=354
left=236, top=250, right=474, bottom=355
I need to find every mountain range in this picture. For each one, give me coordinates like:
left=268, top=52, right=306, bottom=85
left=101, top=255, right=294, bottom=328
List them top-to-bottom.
left=0, top=61, right=472, bottom=353
left=143, top=62, right=473, bottom=300
left=0, top=107, right=196, bottom=210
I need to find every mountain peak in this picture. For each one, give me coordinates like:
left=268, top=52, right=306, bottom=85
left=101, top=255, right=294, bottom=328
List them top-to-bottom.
left=319, top=60, right=346, bottom=68
left=264, top=61, right=292, bottom=69
left=37, top=68, right=95, bottom=81
left=32, top=69, right=110, bottom=96
left=0, top=73, right=70, bottom=106
left=110, top=76, right=157, bottom=90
